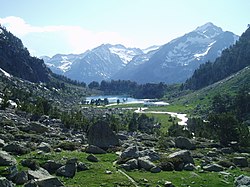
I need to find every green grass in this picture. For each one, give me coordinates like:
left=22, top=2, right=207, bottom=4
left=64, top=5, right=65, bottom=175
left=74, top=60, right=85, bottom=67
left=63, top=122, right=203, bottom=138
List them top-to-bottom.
left=145, top=104, right=194, bottom=113
left=145, top=113, right=178, bottom=134
left=2, top=150, right=250, bottom=187
left=16, top=151, right=132, bottom=187
left=129, top=169, right=238, bottom=187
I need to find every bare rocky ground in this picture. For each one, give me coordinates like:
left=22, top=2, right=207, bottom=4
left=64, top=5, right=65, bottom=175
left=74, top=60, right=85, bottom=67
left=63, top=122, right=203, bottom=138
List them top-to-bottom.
left=0, top=108, right=249, bottom=187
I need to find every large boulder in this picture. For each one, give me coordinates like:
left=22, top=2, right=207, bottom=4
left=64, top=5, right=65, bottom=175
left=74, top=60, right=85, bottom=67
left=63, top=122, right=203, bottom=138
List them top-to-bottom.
left=87, top=121, right=119, bottom=149
left=26, top=122, right=48, bottom=133
left=175, top=136, right=195, bottom=150
left=0, top=139, right=5, bottom=147
left=3, top=142, right=30, bottom=155
left=37, top=142, right=52, bottom=153
left=86, top=145, right=106, bottom=154
left=120, top=146, right=139, bottom=161
left=139, top=149, right=160, bottom=161
left=168, top=150, right=194, bottom=164
left=0, top=151, right=17, bottom=166
left=86, top=154, right=99, bottom=162
left=138, top=157, right=157, bottom=171
left=233, top=157, right=248, bottom=167
left=56, top=158, right=77, bottom=178
left=21, top=159, right=39, bottom=170
left=125, top=159, right=138, bottom=170
left=41, top=160, right=63, bottom=174
left=77, top=162, right=89, bottom=171
left=203, top=164, right=224, bottom=172
left=27, top=167, right=51, bottom=180
left=13, top=171, right=28, bottom=185
left=235, top=175, right=250, bottom=187
left=0, top=177, right=14, bottom=187
left=35, top=177, right=65, bottom=187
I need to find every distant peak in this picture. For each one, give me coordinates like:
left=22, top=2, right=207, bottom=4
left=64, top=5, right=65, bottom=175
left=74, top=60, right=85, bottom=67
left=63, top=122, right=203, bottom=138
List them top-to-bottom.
left=195, top=22, right=222, bottom=32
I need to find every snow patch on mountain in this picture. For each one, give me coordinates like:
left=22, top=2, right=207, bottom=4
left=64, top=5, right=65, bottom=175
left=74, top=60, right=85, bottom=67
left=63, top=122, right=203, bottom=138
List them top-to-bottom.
left=194, top=41, right=216, bottom=60
left=143, top=45, right=160, bottom=54
left=109, top=46, right=143, bottom=64
left=58, top=56, right=73, bottom=72
left=0, top=68, right=11, bottom=77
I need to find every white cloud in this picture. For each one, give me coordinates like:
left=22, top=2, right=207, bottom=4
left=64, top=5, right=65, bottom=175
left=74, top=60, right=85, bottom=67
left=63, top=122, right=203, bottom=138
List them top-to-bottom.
left=0, top=16, right=133, bottom=56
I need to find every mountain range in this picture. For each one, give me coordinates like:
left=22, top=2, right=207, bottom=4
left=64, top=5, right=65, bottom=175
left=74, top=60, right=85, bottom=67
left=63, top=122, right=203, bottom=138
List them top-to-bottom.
left=43, top=22, right=238, bottom=84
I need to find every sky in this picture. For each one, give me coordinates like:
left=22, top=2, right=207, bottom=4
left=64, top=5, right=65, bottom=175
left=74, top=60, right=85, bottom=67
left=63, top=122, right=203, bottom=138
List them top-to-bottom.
left=0, top=0, right=249, bottom=57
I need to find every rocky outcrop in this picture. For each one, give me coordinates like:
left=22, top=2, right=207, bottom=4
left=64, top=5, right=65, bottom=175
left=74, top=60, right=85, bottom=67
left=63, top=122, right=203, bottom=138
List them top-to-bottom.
left=87, top=121, right=119, bottom=149
left=175, top=136, right=196, bottom=150
left=3, top=142, right=30, bottom=155
left=37, top=142, right=52, bottom=153
left=120, top=146, right=139, bottom=161
left=168, top=150, right=194, bottom=164
left=0, top=151, right=17, bottom=166
left=87, top=154, right=99, bottom=162
left=233, top=157, right=248, bottom=167
left=56, top=158, right=77, bottom=178
left=203, top=164, right=224, bottom=172
left=27, top=167, right=52, bottom=180
left=235, top=175, right=250, bottom=187
left=0, top=177, right=14, bottom=187
left=35, top=177, right=65, bottom=187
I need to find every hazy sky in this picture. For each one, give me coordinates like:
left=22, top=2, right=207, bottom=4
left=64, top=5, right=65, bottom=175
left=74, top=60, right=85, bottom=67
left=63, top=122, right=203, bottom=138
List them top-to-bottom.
left=0, top=0, right=249, bottom=57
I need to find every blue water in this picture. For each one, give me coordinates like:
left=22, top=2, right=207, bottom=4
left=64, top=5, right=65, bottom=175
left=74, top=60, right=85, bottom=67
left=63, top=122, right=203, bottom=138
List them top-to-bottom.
left=85, top=95, right=143, bottom=104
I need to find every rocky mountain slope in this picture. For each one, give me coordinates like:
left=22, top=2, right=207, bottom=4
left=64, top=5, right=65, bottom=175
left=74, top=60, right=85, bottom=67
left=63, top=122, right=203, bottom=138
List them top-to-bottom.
left=114, top=22, right=239, bottom=83
left=43, top=23, right=238, bottom=84
left=185, top=25, right=250, bottom=90
left=0, top=26, right=51, bottom=83
left=43, top=44, right=144, bottom=83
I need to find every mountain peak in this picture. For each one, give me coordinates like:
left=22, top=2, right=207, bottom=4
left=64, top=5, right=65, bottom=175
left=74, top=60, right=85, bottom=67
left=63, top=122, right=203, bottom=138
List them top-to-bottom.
left=194, top=22, right=223, bottom=38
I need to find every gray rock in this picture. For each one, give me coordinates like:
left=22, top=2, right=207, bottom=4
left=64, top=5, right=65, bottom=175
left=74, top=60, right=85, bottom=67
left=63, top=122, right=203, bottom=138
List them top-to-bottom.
left=87, top=121, right=119, bottom=149
left=27, top=122, right=48, bottom=133
left=175, top=136, right=195, bottom=150
left=0, top=139, right=5, bottom=147
left=3, top=142, right=30, bottom=155
left=37, top=142, right=52, bottom=153
left=86, top=145, right=106, bottom=154
left=120, top=146, right=139, bottom=161
left=54, top=148, right=62, bottom=152
left=139, top=149, right=160, bottom=161
left=168, top=150, right=194, bottom=164
left=0, top=151, right=17, bottom=166
left=87, top=154, right=99, bottom=162
left=138, top=157, right=156, bottom=171
left=233, top=157, right=248, bottom=167
left=21, top=159, right=39, bottom=170
left=56, top=159, right=77, bottom=178
left=125, top=159, right=138, bottom=170
left=41, top=160, right=63, bottom=174
left=77, top=162, right=89, bottom=171
left=159, top=162, right=174, bottom=171
left=183, top=163, right=196, bottom=171
left=120, top=164, right=131, bottom=171
left=203, top=164, right=224, bottom=172
left=5, top=165, right=18, bottom=181
left=56, top=165, right=76, bottom=178
left=150, top=166, right=161, bottom=173
left=27, top=167, right=51, bottom=180
left=13, top=171, right=28, bottom=185
left=235, top=175, right=250, bottom=187
left=35, top=176, right=65, bottom=187
left=0, top=177, right=14, bottom=187
left=24, top=180, right=38, bottom=187
left=164, top=181, right=174, bottom=187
